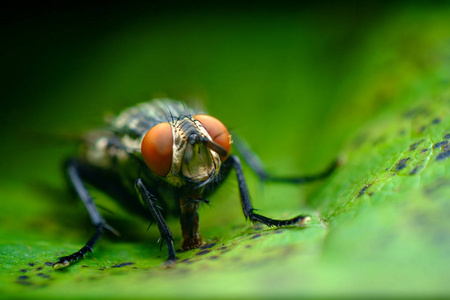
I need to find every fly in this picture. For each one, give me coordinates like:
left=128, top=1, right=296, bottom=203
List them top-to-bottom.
left=52, top=99, right=337, bottom=268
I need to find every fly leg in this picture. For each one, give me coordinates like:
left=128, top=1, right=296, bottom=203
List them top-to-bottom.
left=232, top=133, right=338, bottom=183
left=221, top=155, right=310, bottom=227
left=54, top=159, right=116, bottom=269
left=260, top=160, right=337, bottom=184
left=135, top=179, right=177, bottom=266
left=179, top=197, right=202, bottom=250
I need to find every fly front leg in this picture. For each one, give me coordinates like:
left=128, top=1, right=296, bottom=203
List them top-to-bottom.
left=227, top=155, right=310, bottom=227
left=54, top=159, right=117, bottom=269
left=135, top=179, right=177, bottom=265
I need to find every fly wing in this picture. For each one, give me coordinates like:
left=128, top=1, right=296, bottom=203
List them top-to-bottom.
left=82, top=99, right=197, bottom=169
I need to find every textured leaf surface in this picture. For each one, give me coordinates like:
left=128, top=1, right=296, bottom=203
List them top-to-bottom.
left=1, top=3, right=450, bottom=299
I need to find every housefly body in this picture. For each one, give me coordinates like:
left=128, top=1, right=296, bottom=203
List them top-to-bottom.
left=53, top=99, right=336, bottom=268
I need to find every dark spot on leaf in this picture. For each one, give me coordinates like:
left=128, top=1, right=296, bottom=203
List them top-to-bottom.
left=432, top=118, right=441, bottom=124
left=420, top=126, right=427, bottom=133
left=444, top=134, right=450, bottom=139
left=409, top=140, right=424, bottom=151
left=433, top=141, right=449, bottom=149
left=421, top=148, right=429, bottom=153
left=436, top=151, right=450, bottom=161
left=395, top=158, right=410, bottom=171
left=409, top=166, right=421, bottom=175
left=357, top=184, right=371, bottom=197
left=368, top=192, right=374, bottom=196
left=252, top=224, right=264, bottom=230
left=273, top=230, right=283, bottom=234
left=251, top=233, right=261, bottom=239
left=199, top=243, right=215, bottom=249
left=245, top=245, right=252, bottom=248
left=218, top=246, right=227, bottom=250
left=196, top=250, right=210, bottom=256
left=221, top=250, right=229, bottom=254
left=209, top=256, right=219, bottom=260
left=183, top=260, right=194, bottom=264
left=45, top=262, right=53, bottom=266
left=112, top=262, right=134, bottom=268
left=28, top=263, right=34, bottom=267
left=82, top=265, right=88, bottom=268
left=36, top=267, right=43, bottom=271
left=133, top=267, right=137, bottom=269
left=98, top=268, right=105, bottom=271
left=20, top=269, right=27, bottom=273
left=37, top=273, right=45, bottom=277
left=18, top=275, right=29, bottom=280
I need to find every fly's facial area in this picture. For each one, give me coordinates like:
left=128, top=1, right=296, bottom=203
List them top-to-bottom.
left=141, top=115, right=232, bottom=188
left=173, top=117, right=220, bottom=184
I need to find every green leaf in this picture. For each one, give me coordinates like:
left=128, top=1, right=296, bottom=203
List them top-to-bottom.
left=1, top=3, right=450, bottom=299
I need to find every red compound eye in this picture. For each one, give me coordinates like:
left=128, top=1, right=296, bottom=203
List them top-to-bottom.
left=194, top=114, right=231, bottom=162
left=141, top=122, right=173, bottom=176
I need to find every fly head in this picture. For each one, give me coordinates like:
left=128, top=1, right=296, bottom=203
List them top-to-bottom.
left=141, top=115, right=232, bottom=188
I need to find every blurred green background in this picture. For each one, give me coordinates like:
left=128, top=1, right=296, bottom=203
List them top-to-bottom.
left=1, top=1, right=450, bottom=298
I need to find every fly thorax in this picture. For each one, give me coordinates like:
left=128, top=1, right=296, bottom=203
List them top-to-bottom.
left=166, top=117, right=220, bottom=187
